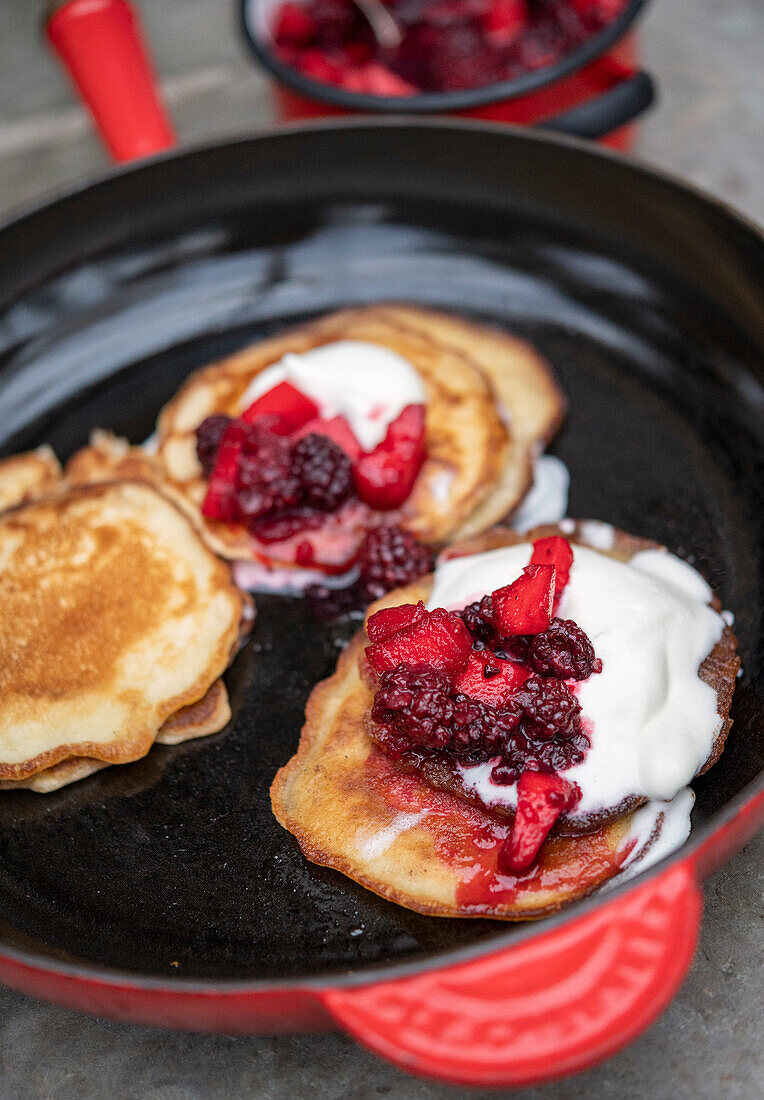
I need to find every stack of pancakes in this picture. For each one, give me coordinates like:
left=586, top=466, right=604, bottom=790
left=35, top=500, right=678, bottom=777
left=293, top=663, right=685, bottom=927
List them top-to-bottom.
left=0, top=305, right=564, bottom=797
left=154, top=305, right=566, bottom=556
left=0, top=459, right=248, bottom=793
left=271, top=524, right=739, bottom=920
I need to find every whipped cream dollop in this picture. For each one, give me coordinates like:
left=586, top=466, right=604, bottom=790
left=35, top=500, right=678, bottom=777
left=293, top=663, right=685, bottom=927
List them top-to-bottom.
left=238, top=340, right=426, bottom=451
left=428, top=542, right=726, bottom=816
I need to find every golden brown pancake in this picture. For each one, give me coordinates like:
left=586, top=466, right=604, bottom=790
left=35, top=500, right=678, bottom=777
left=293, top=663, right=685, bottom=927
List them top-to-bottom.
left=371, top=305, right=566, bottom=539
left=154, top=306, right=565, bottom=557
left=65, top=429, right=164, bottom=489
left=0, top=446, right=62, bottom=514
left=0, top=480, right=244, bottom=780
left=272, top=523, right=738, bottom=919
left=272, top=632, right=637, bottom=920
left=154, top=677, right=231, bottom=745
left=0, top=679, right=231, bottom=792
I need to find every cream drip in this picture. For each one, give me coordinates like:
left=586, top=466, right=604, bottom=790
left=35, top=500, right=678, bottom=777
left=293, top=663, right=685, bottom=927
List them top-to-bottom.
left=238, top=340, right=425, bottom=451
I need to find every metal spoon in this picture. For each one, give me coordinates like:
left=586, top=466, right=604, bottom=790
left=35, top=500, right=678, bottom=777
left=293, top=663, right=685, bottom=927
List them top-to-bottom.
left=353, top=0, right=403, bottom=50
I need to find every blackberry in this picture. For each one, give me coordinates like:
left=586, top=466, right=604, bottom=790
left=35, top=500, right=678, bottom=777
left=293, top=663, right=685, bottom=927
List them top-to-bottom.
left=195, top=414, right=232, bottom=477
left=234, top=425, right=301, bottom=519
left=290, top=432, right=354, bottom=512
left=358, top=525, right=433, bottom=599
left=305, top=581, right=365, bottom=622
left=458, top=595, right=497, bottom=649
left=458, top=595, right=531, bottom=661
left=528, top=618, right=601, bottom=681
left=371, top=664, right=521, bottom=758
left=372, top=665, right=454, bottom=749
left=514, top=674, right=582, bottom=742
left=507, top=727, right=590, bottom=775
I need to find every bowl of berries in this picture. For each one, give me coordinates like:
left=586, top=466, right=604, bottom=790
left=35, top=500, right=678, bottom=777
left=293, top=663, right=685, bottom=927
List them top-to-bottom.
left=241, top=0, right=654, bottom=148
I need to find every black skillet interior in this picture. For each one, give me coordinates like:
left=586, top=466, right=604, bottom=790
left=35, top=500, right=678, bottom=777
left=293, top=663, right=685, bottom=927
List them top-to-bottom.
left=0, top=122, right=761, bottom=982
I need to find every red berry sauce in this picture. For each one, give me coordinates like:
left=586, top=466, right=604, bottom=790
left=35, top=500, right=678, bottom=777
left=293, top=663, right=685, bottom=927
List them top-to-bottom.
left=271, top=0, right=628, bottom=97
left=196, top=382, right=430, bottom=589
left=365, top=750, right=634, bottom=913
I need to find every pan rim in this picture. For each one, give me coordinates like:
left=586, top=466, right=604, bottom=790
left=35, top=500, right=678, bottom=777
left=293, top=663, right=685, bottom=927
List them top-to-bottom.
left=0, top=116, right=762, bottom=251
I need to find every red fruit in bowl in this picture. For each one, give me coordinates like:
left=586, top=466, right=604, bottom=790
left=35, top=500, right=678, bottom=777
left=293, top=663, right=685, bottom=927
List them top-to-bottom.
left=483, top=0, right=529, bottom=42
left=274, top=2, right=317, bottom=47
left=297, top=48, right=346, bottom=84
left=341, top=62, right=417, bottom=96
left=240, top=381, right=319, bottom=435
left=353, top=404, right=426, bottom=511
left=293, top=414, right=362, bottom=462
left=201, top=420, right=248, bottom=522
left=530, top=535, right=574, bottom=610
left=492, top=563, right=555, bottom=636
left=366, top=601, right=427, bottom=643
left=365, top=606, right=472, bottom=675
left=452, top=651, right=529, bottom=706
left=498, top=770, right=580, bottom=874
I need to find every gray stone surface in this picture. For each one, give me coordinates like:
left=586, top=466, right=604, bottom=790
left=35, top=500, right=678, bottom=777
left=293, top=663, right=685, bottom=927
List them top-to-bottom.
left=0, top=1, right=761, bottom=1097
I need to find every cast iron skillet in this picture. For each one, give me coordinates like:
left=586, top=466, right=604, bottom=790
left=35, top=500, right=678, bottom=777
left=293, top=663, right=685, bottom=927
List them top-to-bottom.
left=0, top=121, right=761, bottom=1084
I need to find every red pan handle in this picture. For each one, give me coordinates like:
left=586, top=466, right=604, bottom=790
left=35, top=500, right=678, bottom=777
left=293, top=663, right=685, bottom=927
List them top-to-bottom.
left=45, top=0, right=176, bottom=163
left=320, top=861, right=702, bottom=1089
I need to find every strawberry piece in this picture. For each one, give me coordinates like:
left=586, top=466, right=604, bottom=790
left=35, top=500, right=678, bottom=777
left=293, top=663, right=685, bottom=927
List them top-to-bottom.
left=483, top=0, right=528, bottom=42
left=273, top=2, right=317, bottom=47
left=297, top=49, right=346, bottom=85
left=342, top=63, right=417, bottom=96
left=240, top=381, right=318, bottom=435
left=353, top=404, right=426, bottom=511
left=293, top=415, right=362, bottom=462
left=201, top=420, right=247, bottom=522
left=530, top=536, right=574, bottom=611
left=492, top=563, right=555, bottom=636
left=366, top=601, right=427, bottom=643
left=366, top=607, right=471, bottom=675
left=452, top=651, right=529, bottom=706
left=498, top=771, right=580, bottom=874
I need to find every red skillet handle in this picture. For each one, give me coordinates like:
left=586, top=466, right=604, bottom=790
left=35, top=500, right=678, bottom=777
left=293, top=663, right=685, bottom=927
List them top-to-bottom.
left=45, top=0, right=175, bottom=163
left=321, top=862, right=701, bottom=1089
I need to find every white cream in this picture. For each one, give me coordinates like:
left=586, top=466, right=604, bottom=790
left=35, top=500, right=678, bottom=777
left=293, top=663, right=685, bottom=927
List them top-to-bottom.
left=237, top=340, right=426, bottom=452
left=511, top=454, right=570, bottom=532
left=578, top=519, right=616, bottom=551
left=429, top=542, right=726, bottom=815
left=233, top=559, right=356, bottom=595
left=614, top=788, right=694, bottom=882
left=355, top=811, right=427, bottom=860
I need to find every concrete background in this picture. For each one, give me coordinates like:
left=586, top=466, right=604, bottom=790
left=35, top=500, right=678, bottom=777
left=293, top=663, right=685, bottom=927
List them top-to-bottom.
left=0, top=1, right=761, bottom=1097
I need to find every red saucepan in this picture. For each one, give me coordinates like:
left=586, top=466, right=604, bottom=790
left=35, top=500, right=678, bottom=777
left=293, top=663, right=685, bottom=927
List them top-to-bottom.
left=45, top=0, right=654, bottom=158
left=240, top=0, right=655, bottom=150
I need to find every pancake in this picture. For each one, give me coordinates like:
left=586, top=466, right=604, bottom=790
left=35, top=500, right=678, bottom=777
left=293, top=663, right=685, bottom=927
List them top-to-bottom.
left=370, top=305, right=566, bottom=538
left=154, top=306, right=564, bottom=556
left=65, top=429, right=164, bottom=489
left=0, top=446, right=62, bottom=514
left=0, top=480, right=244, bottom=780
left=271, top=523, right=738, bottom=919
left=272, top=632, right=638, bottom=920
left=154, top=677, right=231, bottom=745
left=0, top=679, right=231, bottom=792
